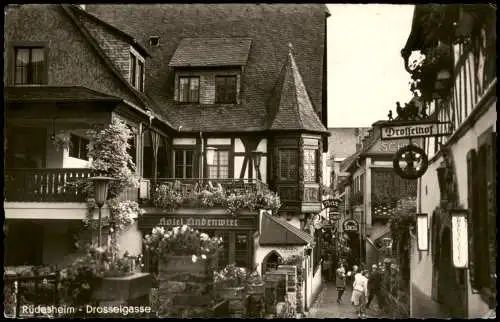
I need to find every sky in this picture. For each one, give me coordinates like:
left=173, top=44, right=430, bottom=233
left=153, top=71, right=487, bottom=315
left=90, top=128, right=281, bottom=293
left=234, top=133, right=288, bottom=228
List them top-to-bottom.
left=326, top=4, right=415, bottom=128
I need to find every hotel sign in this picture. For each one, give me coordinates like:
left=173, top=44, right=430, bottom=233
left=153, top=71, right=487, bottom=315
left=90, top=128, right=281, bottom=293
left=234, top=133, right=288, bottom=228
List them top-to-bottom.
left=380, top=121, right=452, bottom=140
left=139, top=213, right=258, bottom=231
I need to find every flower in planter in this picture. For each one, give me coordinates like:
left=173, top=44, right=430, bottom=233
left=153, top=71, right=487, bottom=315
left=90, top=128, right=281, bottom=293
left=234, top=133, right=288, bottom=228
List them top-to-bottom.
left=144, top=225, right=222, bottom=260
left=213, top=264, right=250, bottom=289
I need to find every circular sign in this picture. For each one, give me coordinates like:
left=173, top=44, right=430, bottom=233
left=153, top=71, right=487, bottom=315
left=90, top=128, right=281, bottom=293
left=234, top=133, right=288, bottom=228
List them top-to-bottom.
left=393, top=144, right=429, bottom=180
left=342, top=219, right=359, bottom=232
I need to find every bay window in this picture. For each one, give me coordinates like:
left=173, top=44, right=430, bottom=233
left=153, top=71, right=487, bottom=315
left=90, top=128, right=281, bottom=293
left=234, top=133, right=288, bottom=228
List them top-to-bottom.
left=279, top=149, right=298, bottom=181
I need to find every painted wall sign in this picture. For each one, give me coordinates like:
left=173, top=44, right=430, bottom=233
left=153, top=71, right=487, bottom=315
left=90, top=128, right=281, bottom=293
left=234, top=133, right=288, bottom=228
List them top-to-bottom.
left=380, top=121, right=452, bottom=140
left=139, top=214, right=258, bottom=231
left=342, top=219, right=359, bottom=232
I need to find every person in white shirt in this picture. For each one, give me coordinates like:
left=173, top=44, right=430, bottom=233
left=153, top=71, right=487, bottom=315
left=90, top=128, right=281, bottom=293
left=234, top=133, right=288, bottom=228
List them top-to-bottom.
left=351, top=269, right=369, bottom=318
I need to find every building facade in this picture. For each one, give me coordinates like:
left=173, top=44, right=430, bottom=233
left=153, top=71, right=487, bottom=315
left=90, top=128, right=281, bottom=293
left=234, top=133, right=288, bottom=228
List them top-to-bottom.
left=4, top=3, right=330, bottom=311
left=400, top=4, right=496, bottom=318
left=338, top=126, right=419, bottom=267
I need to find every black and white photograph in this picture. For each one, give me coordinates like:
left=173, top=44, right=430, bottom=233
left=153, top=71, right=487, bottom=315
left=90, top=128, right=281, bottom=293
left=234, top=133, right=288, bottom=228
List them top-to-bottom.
left=3, top=3, right=496, bottom=319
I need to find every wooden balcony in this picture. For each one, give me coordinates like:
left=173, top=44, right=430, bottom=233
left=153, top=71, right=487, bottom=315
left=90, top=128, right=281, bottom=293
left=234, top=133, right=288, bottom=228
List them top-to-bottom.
left=4, top=168, right=102, bottom=202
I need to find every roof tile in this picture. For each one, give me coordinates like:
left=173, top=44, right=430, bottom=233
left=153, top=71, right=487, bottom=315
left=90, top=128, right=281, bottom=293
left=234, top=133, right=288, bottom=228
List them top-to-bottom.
left=169, top=38, right=252, bottom=67
left=269, top=48, right=327, bottom=133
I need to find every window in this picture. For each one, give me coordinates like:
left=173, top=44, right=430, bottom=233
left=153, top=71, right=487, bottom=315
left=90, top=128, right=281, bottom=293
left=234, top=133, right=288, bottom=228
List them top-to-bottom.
left=149, top=36, right=160, bottom=47
left=14, top=47, right=45, bottom=84
left=129, top=52, right=144, bottom=92
left=179, top=76, right=200, bottom=103
left=215, top=76, right=237, bottom=103
left=467, top=130, right=496, bottom=295
left=69, top=134, right=89, bottom=160
left=173, top=149, right=194, bottom=178
left=207, top=149, right=229, bottom=179
left=279, top=149, right=298, bottom=181
left=304, top=149, right=318, bottom=182
left=235, top=232, right=250, bottom=268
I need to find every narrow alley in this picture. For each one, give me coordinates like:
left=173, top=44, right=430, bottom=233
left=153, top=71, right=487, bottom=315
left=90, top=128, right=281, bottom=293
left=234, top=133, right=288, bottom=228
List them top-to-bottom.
left=308, top=283, right=387, bottom=319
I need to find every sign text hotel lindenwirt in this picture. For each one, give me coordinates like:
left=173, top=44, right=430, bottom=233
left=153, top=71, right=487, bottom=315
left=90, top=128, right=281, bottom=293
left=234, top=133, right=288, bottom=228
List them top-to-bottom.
left=380, top=121, right=452, bottom=140
left=158, top=216, right=239, bottom=227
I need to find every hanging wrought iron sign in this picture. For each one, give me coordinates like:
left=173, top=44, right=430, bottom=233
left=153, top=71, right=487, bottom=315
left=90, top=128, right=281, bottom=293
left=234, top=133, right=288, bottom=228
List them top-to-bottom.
left=375, top=97, right=453, bottom=180
left=393, top=144, right=429, bottom=180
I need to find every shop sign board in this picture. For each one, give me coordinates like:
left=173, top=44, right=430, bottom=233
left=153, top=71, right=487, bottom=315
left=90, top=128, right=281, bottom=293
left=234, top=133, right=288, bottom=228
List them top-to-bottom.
left=380, top=121, right=452, bottom=140
left=322, top=198, right=340, bottom=210
left=139, top=213, right=258, bottom=231
left=342, top=219, right=359, bottom=232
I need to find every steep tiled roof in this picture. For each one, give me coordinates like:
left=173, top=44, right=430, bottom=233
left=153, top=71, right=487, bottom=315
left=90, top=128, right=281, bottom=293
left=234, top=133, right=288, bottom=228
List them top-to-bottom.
left=85, top=4, right=328, bottom=133
left=61, top=5, right=174, bottom=130
left=70, top=5, right=150, bottom=57
left=169, top=38, right=252, bottom=68
left=269, top=46, right=327, bottom=133
left=5, top=86, right=122, bottom=103
left=260, top=213, right=314, bottom=246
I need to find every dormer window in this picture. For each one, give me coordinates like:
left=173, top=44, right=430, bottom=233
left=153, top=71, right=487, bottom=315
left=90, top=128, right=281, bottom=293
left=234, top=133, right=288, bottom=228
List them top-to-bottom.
left=169, top=38, right=252, bottom=105
left=129, top=49, right=145, bottom=92
left=179, top=76, right=200, bottom=103
left=215, top=76, right=237, bottom=104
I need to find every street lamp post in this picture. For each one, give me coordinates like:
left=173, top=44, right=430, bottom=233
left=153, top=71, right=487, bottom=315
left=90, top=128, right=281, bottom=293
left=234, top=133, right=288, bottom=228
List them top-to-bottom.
left=90, top=176, right=113, bottom=247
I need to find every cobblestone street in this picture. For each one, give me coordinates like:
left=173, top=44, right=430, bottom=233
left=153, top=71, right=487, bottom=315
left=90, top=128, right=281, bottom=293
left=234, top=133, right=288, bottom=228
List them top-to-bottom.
left=307, top=282, right=387, bottom=319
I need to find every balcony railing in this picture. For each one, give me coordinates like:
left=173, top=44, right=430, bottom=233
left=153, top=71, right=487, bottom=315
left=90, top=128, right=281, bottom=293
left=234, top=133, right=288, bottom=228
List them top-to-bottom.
left=4, top=168, right=100, bottom=202
left=149, top=178, right=270, bottom=195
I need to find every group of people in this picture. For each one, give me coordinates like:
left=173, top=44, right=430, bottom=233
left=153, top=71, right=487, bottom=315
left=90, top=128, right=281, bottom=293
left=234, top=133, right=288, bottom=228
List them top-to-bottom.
left=334, top=260, right=383, bottom=318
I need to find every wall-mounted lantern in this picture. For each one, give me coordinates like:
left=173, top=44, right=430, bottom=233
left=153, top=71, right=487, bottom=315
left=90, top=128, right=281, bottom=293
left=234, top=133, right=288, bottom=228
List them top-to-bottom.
left=206, top=147, right=217, bottom=166
left=451, top=209, right=468, bottom=268
left=416, top=213, right=429, bottom=251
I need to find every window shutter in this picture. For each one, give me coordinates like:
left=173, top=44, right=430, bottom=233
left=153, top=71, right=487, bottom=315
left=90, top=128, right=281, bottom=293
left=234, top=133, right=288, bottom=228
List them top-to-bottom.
left=485, top=132, right=496, bottom=291
left=466, top=149, right=478, bottom=291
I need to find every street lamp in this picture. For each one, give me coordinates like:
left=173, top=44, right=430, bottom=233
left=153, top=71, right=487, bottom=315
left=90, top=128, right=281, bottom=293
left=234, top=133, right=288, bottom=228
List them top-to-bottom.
left=90, top=176, right=113, bottom=247
left=451, top=209, right=468, bottom=268
left=416, top=213, right=429, bottom=251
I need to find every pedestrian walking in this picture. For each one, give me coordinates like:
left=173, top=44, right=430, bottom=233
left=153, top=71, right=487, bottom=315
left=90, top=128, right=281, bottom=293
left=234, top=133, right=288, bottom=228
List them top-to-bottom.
left=323, top=255, right=333, bottom=282
left=335, top=261, right=347, bottom=304
left=366, top=264, right=382, bottom=311
left=351, top=269, right=368, bottom=318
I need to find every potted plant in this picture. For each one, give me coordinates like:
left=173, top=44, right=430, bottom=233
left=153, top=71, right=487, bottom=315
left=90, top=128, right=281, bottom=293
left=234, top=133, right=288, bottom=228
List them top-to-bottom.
left=144, top=225, right=222, bottom=277
left=57, top=244, right=151, bottom=316
left=213, top=264, right=249, bottom=300
left=246, top=270, right=265, bottom=295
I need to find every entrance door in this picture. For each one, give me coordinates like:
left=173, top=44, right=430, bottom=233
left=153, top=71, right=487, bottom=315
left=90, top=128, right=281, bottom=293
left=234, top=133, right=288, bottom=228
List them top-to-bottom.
left=438, top=228, right=467, bottom=318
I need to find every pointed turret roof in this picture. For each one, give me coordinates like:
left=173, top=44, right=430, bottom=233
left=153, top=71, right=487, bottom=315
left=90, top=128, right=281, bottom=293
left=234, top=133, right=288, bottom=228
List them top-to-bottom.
left=268, top=44, right=328, bottom=133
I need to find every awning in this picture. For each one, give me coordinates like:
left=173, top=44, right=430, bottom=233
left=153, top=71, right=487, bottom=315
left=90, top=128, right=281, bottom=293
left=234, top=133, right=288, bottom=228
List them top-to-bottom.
left=169, top=38, right=252, bottom=67
left=5, top=86, right=122, bottom=103
left=259, top=213, right=314, bottom=246
left=367, top=224, right=391, bottom=245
